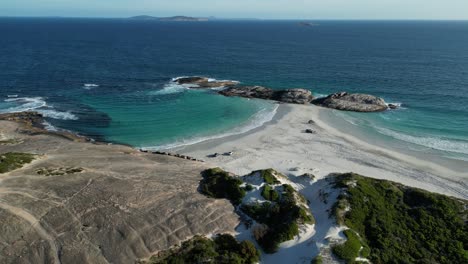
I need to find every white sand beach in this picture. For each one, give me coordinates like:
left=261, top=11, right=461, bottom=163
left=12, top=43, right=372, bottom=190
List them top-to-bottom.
left=169, top=104, right=468, bottom=263
left=171, top=104, right=468, bottom=200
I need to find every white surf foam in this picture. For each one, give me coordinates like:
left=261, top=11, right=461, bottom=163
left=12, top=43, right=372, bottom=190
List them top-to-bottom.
left=151, top=76, right=240, bottom=95
left=149, top=82, right=188, bottom=95
left=83, top=83, right=99, bottom=90
left=1, top=97, right=78, bottom=121
left=2, top=97, right=47, bottom=112
left=386, top=102, right=406, bottom=110
left=143, top=103, right=279, bottom=151
left=38, top=109, right=79, bottom=121
left=42, top=121, right=59, bottom=132
left=376, top=127, right=468, bottom=155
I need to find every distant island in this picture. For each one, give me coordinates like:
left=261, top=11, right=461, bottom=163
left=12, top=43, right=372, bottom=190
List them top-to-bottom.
left=129, top=15, right=209, bottom=21
left=299, top=21, right=319, bottom=27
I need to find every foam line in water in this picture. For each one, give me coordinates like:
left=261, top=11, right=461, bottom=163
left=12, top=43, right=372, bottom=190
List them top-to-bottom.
left=151, top=76, right=240, bottom=95
left=172, top=76, right=239, bottom=85
left=149, top=82, right=188, bottom=95
left=83, top=84, right=99, bottom=90
left=1, top=97, right=78, bottom=120
left=3, top=97, right=47, bottom=112
left=143, top=103, right=279, bottom=150
left=38, top=109, right=79, bottom=120
left=42, top=121, right=59, bottom=132
left=376, top=127, right=468, bottom=155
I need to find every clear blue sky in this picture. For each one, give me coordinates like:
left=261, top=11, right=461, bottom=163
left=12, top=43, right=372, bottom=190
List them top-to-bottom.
left=1, top=0, right=468, bottom=20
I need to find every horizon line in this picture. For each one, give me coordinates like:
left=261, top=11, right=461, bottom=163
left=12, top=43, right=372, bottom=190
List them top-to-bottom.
left=1, top=15, right=468, bottom=21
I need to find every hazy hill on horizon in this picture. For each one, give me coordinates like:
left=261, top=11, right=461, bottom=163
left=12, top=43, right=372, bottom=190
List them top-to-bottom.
left=129, top=15, right=209, bottom=21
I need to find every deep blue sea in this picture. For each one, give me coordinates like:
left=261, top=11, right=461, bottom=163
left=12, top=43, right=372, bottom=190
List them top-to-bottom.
left=1, top=18, right=467, bottom=164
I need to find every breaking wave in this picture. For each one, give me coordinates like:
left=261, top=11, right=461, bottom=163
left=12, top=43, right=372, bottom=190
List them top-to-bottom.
left=150, top=76, right=239, bottom=95
left=1, top=97, right=78, bottom=121
left=376, top=127, right=468, bottom=155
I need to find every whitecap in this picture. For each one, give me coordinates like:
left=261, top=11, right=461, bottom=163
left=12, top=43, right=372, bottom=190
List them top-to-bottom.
left=149, top=82, right=188, bottom=95
left=83, top=83, right=99, bottom=90
left=313, top=93, right=329, bottom=98
left=1, top=97, right=78, bottom=121
left=2, top=97, right=47, bottom=113
left=386, top=102, right=406, bottom=110
left=143, top=103, right=279, bottom=150
left=37, top=109, right=79, bottom=121
left=42, top=121, right=59, bottom=132
left=376, top=127, right=468, bottom=155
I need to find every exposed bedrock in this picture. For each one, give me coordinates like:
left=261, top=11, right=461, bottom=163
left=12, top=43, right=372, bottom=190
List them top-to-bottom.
left=173, top=77, right=239, bottom=88
left=175, top=77, right=389, bottom=110
left=219, top=86, right=314, bottom=104
left=311, top=91, right=388, bottom=112
left=0, top=121, right=239, bottom=264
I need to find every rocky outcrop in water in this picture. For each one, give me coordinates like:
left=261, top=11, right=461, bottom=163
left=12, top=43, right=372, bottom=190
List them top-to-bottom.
left=173, top=77, right=238, bottom=88
left=175, top=77, right=390, bottom=109
left=218, top=86, right=274, bottom=99
left=219, top=86, right=313, bottom=104
left=275, top=89, right=314, bottom=104
left=312, top=92, right=388, bottom=112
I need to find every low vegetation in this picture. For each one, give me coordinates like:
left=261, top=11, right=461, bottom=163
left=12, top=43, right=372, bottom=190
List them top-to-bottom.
left=0, top=139, right=22, bottom=145
left=0, top=152, right=35, bottom=173
left=36, top=167, right=84, bottom=176
left=199, top=168, right=315, bottom=254
left=200, top=168, right=246, bottom=205
left=257, top=169, right=281, bottom=184
left=332, top=173, right=468, bottom=264
left=242, top=183, right=315, bottom=253
left=261, top=184, right=279, bottom=202
left=332, top=229, right=369, bottom=263
left=146, top=234, right=260, bottom=264
left=310, top=255, right=323, bottom=264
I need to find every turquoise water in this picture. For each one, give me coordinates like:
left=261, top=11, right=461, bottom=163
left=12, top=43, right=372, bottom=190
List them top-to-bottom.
left=0, top=18, right=467, bottom=163
left=80, top=87, right=276, bottom=149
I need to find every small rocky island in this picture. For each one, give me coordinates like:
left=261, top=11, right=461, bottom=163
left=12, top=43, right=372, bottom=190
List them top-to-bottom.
left=129, top=15, right=209, bottom=21
left=173, top=76, right=390, bottom=111
left=311, top=91, right=389, bottom=112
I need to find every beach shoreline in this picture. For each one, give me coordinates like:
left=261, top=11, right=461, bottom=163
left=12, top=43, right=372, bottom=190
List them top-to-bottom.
left=169, top=104, right=468, bottom=200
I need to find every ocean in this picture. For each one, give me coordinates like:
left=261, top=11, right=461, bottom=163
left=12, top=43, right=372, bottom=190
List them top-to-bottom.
left=1, top=18, right=467, bottom=164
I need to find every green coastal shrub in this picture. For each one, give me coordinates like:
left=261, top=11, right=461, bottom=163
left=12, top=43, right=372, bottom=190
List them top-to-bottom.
left=0, top=152, right=35, bottom=173
left=200, top=168, right=246, bottom=205
left=257, top=169, right=281, bottom=184
left=333, top=173, right=468, bottom=264
left=241, top=183, right=314, bottom=253
left=244, top=184, right=254, bottom=192
left=261, top=185, right=279, bottom=202
left=332, top=229, right=363, bottom=263
left=148, top=234, right=260, bottom=264
left=311, top=255, right=323, bottom=264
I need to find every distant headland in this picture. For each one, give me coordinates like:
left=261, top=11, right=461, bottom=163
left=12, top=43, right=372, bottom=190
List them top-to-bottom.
left=129, top=15, right=209, bottom=21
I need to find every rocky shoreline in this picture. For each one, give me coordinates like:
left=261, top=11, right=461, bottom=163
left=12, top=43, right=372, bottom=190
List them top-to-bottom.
left=174, top=76, right=392, bottom=112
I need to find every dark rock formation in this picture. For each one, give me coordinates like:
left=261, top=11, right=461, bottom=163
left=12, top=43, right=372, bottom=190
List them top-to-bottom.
left=173, top=77, right=238, bottom=88
left=219, top=86, right=313, bottom=104
left=219, top=86, right=274, bottom=100
left=274, top=89, right=313, bottom=104
left=312, top=92, right=388, bottom=112
left=388, top=104, right=399, bottom=110
left=0, top=112, right=45, bottom=129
